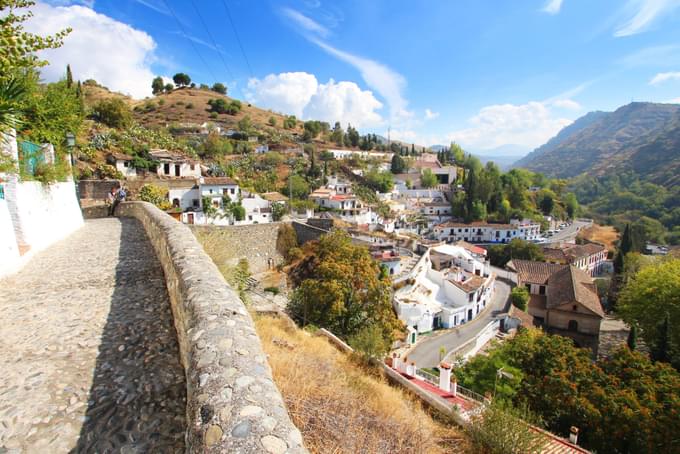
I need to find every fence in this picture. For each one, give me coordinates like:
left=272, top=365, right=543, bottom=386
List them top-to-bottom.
left=18, top=140, right=45, bottom=176
left=415, top=369, right=438, bottom=386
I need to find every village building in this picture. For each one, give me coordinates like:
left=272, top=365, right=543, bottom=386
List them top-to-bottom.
left=149, top=149, right=201, bottom=179
left=106, top=153, right=137, bottom=179
left=199, top=176, right=240, bottom=207
left=309, top=177, right=372, bottom=224
left=432, top=219, right=541, bottom=243
left=542, top=242, right=608, bottom=276
left=393, top=243, right=495, bottom=333
left=509, top=259, right=605, bottom=354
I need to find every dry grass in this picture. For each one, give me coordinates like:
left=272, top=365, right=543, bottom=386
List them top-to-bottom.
left=578, top=223, right=619, bottom=251
left=254, top=316, right=471, bottom=454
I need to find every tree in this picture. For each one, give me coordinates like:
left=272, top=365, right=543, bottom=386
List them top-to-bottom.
left=0, top=0, right=71, bottom=76
left=65, top=64, right=73, bottom=88
left=172, top=72, right=191, bottom=87
left=0, top=75, right=27, bottom=134
left=151, top=76, right=164, bottom=95
left=164, top=82, right=174, bottom=93
left=211, top=82, right=227, bottom=94
left=92, top=98, right=132, bottom=128
left=237, top=115, right=252, bottom=133
left=283, top=115, right=297, bottom=129
left=268, top=116, right=277, bottom=127
left=303, top=120, right=322, bottom=141
left=330, top=121, right=344, bottom=145
left=345, top=124, right=360, bottom=147
left=390, top=153, right=405, bottom=174
left=420, top=168, right=438, bottom=188
left=365, top=170, right=394, bottom=193
left=283, top=174, right=309, bottom=199
left=139, top=184, right=171, bottom=210
left=536, top=188, right=556, bottom=216
left=564, top=192, right=578, bottom=219
left=470, top=200, right=487, bottom=221
left=288, top=230, right=401, bottom=342
left=487, top=239, right=545, bottom=267
left=617, top=259, right=680, bottom=368
left=511, top=287, right=529, bottom=311
left=349, top=324, right=390, bottom=362
left=627, top=324, right=638, bottom=350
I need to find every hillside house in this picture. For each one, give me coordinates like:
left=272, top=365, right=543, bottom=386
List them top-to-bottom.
left=149, top=149, right=201, bottom=179
left=106, top=153, right=137, bottom=179
left=199, top=177, right=240, bottom=207
left=310, top=179, right=372, bottom=224
left=168, top=183, right=200, bottom=211
left=241, top=193, right=272, bottom=224
left=433, top=219, right=541, bottom=243
left=543, top=243, right=608, bottom=276
left=394, top=244, right=495, bottom=333
left=510, top=259, right=605, bottom=354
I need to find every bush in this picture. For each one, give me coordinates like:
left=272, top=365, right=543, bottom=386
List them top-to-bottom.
left=211, top=82, right=227, bottom=95
left=208, top=98, right=241, bottom=115
left=92, top=99, right=132, bottom=128
left=185, top=102, right=194, bottom=109
left=209, top=112, right=218, bottom=119
left=96, top=163, right=123, bottom=179
left=139, top=183, right=171, bottom=210
left=277, top=224, right=299, bottom=260
left=511, top=287, right=529, bottom=311
left=349, top=324, right=390, bottom=362
left=468, top=401, right=545, bottom=454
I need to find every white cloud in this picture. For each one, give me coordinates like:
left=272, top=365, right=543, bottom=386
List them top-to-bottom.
left=542, top=0, right=564, bottom=15
left=614, top=0, right=680, bottom=37
left=26, top=2, right=158, bottom=99
left=281, top=7, right=330, bottom=37
left=310, top=38, right=411, bottom=121
left=650, top=71, right=680, bottom=84
left=246, top=72, right=384, bottom=128
left=304, top=80, right=383, bottom=127
left=668, top=97, right=680, bottom=103
left=551, top=98, right=581, bottom=110
left=447, top=101, right=573, bottom=151
left=424, top=108, right=439, bottom=120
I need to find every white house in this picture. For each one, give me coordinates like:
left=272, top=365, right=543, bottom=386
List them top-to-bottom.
left=149, top=149, right=201, bottom=179
left=107, top=153, right=137, bottom=179
left=199, top=176, right=240, bottom=207
left=309, top=178, right=372, bottom=224
left=168, top=185, right=200, bottom=211
left=240, top=194, right=272, bottom=224
left=433, top=219, right=541, bottom=244
left=393, top=243, right=495, bottom=333
left=373, top=249, right=402, bottom=276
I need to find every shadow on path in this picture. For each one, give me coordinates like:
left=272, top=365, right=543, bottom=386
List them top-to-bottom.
left=72, top=218, right=186, bottom=453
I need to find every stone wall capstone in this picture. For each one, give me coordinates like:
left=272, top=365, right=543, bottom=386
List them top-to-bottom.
left=115, top=201, right=306, bottom=453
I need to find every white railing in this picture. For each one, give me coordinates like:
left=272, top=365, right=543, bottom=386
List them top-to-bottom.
left=415, top=369, right=439, bottom=386
left=455, top=384, right=486, bottom=403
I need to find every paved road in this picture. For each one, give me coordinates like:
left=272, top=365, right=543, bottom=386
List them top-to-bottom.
left=0, top=218, right=186, bottom=453
left=546, top=220, right=591, bottom=243
left=407, top=269, right=511, bottom=368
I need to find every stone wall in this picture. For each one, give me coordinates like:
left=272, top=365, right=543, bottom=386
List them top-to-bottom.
left=78, top=179, right=120, bottom=201
left=115, top=201, right=305, bottom=453
left=292, top=220, right=329, bottom=246
left=190, top=223, right=285, bottom=274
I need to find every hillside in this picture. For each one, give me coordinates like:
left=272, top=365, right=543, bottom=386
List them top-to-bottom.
left=515, top=102, right=680, bottom=187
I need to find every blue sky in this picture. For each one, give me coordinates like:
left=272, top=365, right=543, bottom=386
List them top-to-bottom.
left=29, top=0, right=680, bottom=153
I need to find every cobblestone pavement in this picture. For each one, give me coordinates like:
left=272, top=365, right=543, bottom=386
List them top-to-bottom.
left=0, top=218, right=186, bottom=453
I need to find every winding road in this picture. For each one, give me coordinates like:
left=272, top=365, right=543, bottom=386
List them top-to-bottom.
left=406, top=267, right=512, bottom=368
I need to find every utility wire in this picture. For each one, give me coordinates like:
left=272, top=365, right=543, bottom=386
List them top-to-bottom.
left=159, top=0, right=219, bottom=83
left=189, top=0, right=235, bottom=81
left=220, top=0, right=254, bottom=78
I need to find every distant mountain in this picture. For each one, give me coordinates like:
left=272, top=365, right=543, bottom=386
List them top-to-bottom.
left=515, top=102, right=680, bottom=187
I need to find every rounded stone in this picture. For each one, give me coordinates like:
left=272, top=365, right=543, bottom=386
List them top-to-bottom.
left=239, top=405, right=263, bottom=417
left=260, top=416, right=277, bottom=432
left=231, top=420, right=252, bottom=438
left=205, top=424, right=223, bottom=446
left=288, top=428, right=303, bottom=447
left=261, top=435, right=288, bottom=454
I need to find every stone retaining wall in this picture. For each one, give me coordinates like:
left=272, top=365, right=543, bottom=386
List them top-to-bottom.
left=116, top=201, right=306, bottom=453
left=292, top=221, right=329, bottom=245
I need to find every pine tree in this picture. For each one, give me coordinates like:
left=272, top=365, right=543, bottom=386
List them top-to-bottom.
left=66, top=64, right=73, bottom=88
left=75, top=80, right=82, bottom=98
left=627, top=324, right=637, bottom=350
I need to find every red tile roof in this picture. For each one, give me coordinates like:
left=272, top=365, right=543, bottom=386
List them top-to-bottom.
left=202, top=177, right=238, bottom=185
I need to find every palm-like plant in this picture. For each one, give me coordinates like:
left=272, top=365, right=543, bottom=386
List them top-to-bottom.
left=0, top=76, right=26, bottom=134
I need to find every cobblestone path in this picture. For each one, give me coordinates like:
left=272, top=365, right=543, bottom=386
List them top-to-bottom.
left=0, top=218, right=186, bottom=453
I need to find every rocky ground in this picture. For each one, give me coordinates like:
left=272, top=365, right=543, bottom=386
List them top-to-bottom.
left=0, top=218, right=186, bottom=453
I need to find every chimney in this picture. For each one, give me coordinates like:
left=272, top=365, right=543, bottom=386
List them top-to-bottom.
left=439, top=362, right=452, bottom=393
left=569, top=426, right=579, bottom=445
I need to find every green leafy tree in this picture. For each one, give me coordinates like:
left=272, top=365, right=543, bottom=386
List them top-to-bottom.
left=0, top=0, right=71, bottom=76
left=65, top=64, right=73, bottom=88
left=172, top=72, right=191, bottom=87
left=151, top=76, right=164, bottom=95
left=164, top=82, right=174, bottom=93
left=211, top=82, right=227, bottom=94
left=92, top=98, right=132, bottom=128
left=238, top=115, right=252, bottom=133
left=283, top=115, right=297, bottom=129
left=330, top=121, right=344, bottom=145
left=390, top=153, right=405, bottom=174
left=420, top=168, right=438, bottom=188
left=365, top=170, right=394, bottom=193
left=283, top=174, right=309, bottom=199
left=139, top=184, right=171, bottom=210
left=536, top=188, right=556, bottom=215
left=564, top=192, right=578, bottom=218
left=470, top=200, right=487, bottom=221
left=288, top=230, right=401, bottom=341
left=487, top=239, right=545, bottom=267
left=511, top=287, right=529, bottom=311
left=349, top=324, right=390, bottom=362
left=627, top=324, right=638, bottom=350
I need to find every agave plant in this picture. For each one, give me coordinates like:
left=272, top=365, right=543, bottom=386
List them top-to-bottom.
left=0, top=76, right=26, bottom=134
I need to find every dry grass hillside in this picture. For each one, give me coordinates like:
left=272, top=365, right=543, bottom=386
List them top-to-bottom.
left=578, top=223, right=618, bottom=251
left=254, top=315, right=470, bottom=454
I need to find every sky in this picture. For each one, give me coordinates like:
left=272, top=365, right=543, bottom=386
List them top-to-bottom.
left=23, top=0, right=680, bottom=154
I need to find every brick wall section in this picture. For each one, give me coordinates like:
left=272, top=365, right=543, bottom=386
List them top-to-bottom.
left=115, top=201, right=306, bottom=453
left=190, top=223, right=285, bottom=274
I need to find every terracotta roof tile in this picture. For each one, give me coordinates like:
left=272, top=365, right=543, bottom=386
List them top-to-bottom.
left=511, top=260, right=567, bottom=285
left=547, top=266, right=604, bottom=317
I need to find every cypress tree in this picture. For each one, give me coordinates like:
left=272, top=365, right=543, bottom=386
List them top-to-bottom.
left=66, top=64, right=73, bottom=88
left=652, top=313, right=670, bottom=363
left=627, top=324, right=637, bottom=350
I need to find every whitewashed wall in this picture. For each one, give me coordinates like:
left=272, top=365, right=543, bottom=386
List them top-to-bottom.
left=6, top=180, right=84, bottom=253
left=0, top=197, right=20, bottom=276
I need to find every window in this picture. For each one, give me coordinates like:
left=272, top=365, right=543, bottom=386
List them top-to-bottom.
left=123, top=161, right=129, bottom=167
left=163, top=163, right=170, bottom=175
left=190, top=164, right=195, bottom=171
left=230, top=188, right=235, bottom=194
left=209, top=189, right=213, bottom=194
left=172, top=198, right=180, bottom=208
left=192, top=199, right=199, bottom=207
left=248, top=215, right=253, bottom=221
left=539, top=285, right=546, bottom=295
left=468, top=293, right=474, bottom=302
left=572, top=305, right=578, bottom=311
left=568, top=320, right=578, bottom=332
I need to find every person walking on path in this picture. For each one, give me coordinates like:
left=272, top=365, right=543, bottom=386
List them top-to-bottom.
left=107, top=185, right=123, bottom=216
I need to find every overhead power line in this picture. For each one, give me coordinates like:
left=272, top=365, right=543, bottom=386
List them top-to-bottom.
left=159, top=0, right=218, bottom=83
left=189, top=0, right=235, bottom=81
left=220, top=0, right=254, bottom=78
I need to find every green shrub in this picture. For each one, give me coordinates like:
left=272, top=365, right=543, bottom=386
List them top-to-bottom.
left=92, top=99, right=132, bottom=128
left=139, top=183, right=171, bottom=210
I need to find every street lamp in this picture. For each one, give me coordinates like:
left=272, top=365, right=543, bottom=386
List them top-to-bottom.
left=65, top=132, right=76, bottom=167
